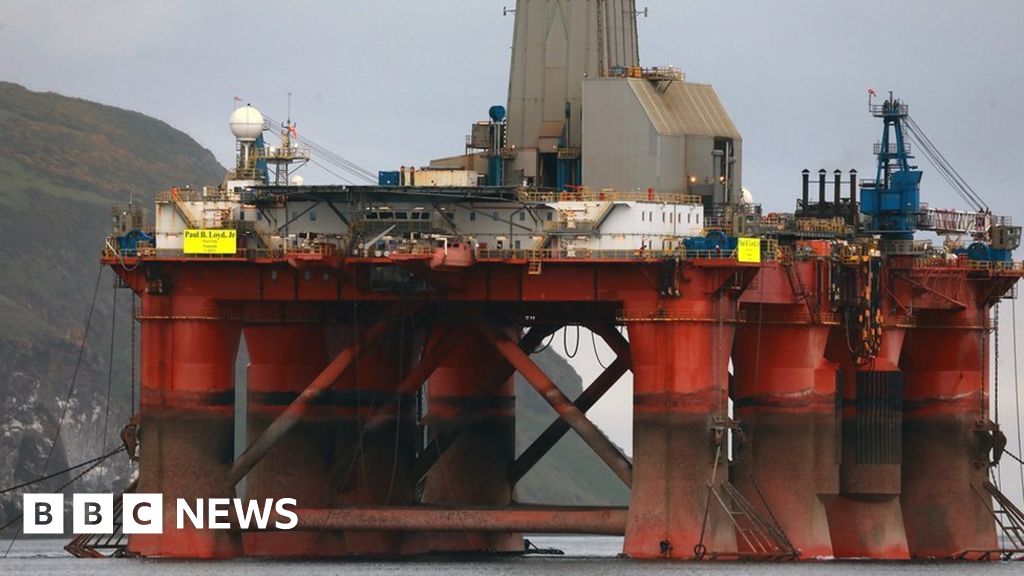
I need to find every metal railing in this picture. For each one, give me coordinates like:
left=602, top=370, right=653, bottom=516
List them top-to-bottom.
left=608, top=65, right=684, bottom=82
left=869, top=103, right=908, bottom=116
left=873, top=142, right=911, bottom=155
left=254, top=147, right=310, bottom=161
left=155, top=189, right=234, bottom=203
left=518, top=189, right=701, bottom=205
left=794, top=217, right=848, bottom=234
left=543, top=220, right=599, bottom=233
left=105, top=230, right=789, bottom=265
left=103, top=235, right=343, bottom=262
left=106, top=241, right=779, bottom=264
left=284, top=243, right=339, bottom=257
left=388, top=243, right=435, bottom=256
left=475, top=246, right=775, bottom=262
left=476, top=248, right=666, bottom=260
left=905, top=257, right=1024, bottom=272
left=617, top=309, right=734, bottom=323
left=736, top=310, right=841, bottom=325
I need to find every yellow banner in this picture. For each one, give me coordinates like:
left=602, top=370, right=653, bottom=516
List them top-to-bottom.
left=183, top=229, right=237, bottom=255
left=737, top=237, right=761, bottom=263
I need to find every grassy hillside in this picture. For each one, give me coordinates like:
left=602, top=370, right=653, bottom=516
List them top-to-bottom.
left=0, top=82, right=226, bottom=520
left=0, top=82, right=225, bottom=337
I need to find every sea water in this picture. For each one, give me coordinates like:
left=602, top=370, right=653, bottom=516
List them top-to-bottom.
left=2, top=536, right=1021, bottom=575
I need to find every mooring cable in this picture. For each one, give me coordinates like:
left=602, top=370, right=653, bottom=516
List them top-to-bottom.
left=42, top=266, right=103, bottom=478
left=98, top=273, right=118, bottom=466
left=1013, top=299, right=1024, bottom=498
left=563, top=325, right=580, bottom=358
left=591, top=328, right=608, bottom=370
left=0, top=446, right=125, bottom=496
left=0, top=447, right=124, bottom=558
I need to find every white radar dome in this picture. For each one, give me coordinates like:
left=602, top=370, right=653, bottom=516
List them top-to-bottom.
left=229, top=105, right=264, bottom=141
left=290, top=174, right=305, bottom=186
left=741, top=187, right=754, bottom=204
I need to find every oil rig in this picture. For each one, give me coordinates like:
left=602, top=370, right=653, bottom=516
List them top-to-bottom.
left=98, top=0, right=1024, bottom=561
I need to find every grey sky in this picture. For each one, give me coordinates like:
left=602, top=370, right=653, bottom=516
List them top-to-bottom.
left=2, top=1, right=1023, bottom=494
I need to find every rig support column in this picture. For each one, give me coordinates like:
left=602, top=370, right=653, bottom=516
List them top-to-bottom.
left=624, top=292, right=738, bottom=559
left=129, top=296, right=242, bottom=558
left=733, top=300, right=838, bottom=559
left=901, top=307, right=996, bottom=558
left=242, top=311, right=341, bottom=556
left=333, top=318, right=423, bottom=555
left=421, top=324, right=521, bottom=552
left=825, top=327, right=910, bottom=559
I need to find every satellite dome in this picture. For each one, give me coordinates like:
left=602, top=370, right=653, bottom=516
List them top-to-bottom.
left=229, top=105, right=264, bottom=141
left=290, top=174, right=305, bottom=186
left=741, top=187, right=754, bottom=204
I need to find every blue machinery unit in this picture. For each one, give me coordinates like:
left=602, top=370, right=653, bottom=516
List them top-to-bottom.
left=859, top=95, right=921, bottom=239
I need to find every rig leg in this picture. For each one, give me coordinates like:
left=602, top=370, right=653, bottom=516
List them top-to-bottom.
left=129, top=296, right=242, bottom=558
left=624, top=297, right=737, bottom=559
left=242, top=315, right=342, bottom=556
left=732, top=318, right=838, bottom=559
left=901, top=319, right=996, bottom=558
left=228, top=320, right=391, bottom=486
left=333, top=320, right=424, bottom=555
left=421, top=325, right=521, bottom=552
left=825, top=327, right=910, bottom=559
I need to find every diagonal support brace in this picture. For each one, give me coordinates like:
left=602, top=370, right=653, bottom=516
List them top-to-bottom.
left=227, top=320, right=391, bottom=486
left=585, top=321, right=632, bottom=363
left=330, top=324, right=470, bottom=484
left=412, top=324, right=558, bottom=483
left=480, top=324, right=633, bottom=487
left=510, top=355, right=629, bottom=483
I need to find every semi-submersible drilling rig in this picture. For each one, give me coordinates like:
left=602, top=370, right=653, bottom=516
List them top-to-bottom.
left=99, top=0, right=1024, bottom=561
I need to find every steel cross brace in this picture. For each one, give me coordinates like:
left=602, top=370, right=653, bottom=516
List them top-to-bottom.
left=228, top=306, right=421, bottom=486
left=510, top=322, right=631, bottom=483
left=329, top=323, right=471, bottom=486
left=411, top=324, right=558, bottom=484
left=480, top=324, right=634, bottom=487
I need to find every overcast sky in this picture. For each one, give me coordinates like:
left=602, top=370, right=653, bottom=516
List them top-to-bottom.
left=2, top=1, right=1023, bottom=495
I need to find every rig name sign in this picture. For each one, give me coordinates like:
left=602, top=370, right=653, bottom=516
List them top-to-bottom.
left=183, top=229, right=237, bottom=255
left=737, top=237, right=761, bottom=263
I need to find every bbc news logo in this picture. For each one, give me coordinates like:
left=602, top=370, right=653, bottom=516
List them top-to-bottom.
left=23, top=494, right=298, bottom=534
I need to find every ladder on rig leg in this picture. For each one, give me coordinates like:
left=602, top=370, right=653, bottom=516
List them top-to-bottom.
left=695, top=433, right=798, bottom=560
left=956, top=480, right=1024, bottom=560
left=983, top=480, right=1024, bottom=560
left=716, top=481, right=798, bottom=560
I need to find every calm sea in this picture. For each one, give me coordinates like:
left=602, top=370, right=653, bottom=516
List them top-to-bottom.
left=2, top=536, right=1021, bottom=575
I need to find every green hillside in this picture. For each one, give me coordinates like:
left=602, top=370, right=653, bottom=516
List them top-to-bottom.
left=0, top=81, right=226, bottom=340
left=0, top=82, right=229, bottom=520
